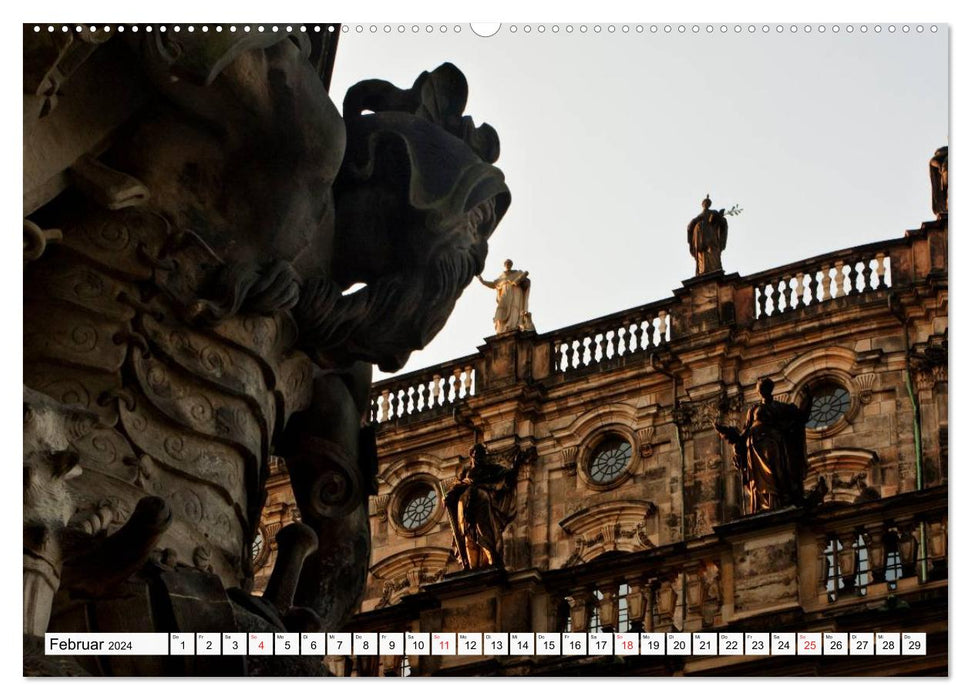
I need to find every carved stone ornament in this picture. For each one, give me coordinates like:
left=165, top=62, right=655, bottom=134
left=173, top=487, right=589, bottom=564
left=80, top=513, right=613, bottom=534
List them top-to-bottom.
left=23, top=28, right=510, bottom=675
left=910, top=332, right=948, bottom=391
left=637, top=427, right=656, bottom=458
left=562, top=446, right=579, bottom=474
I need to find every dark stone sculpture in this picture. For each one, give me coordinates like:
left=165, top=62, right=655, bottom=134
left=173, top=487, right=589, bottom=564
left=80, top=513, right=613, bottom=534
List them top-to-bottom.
left=23, top=28, right=509, bottom=674
left=930, top=146, right=948, bottom=218
left=687, top=195, right=729, bottom=276
left=715, top=378, right=812, bottom=513
left=444, top=443, right=533, bottom=569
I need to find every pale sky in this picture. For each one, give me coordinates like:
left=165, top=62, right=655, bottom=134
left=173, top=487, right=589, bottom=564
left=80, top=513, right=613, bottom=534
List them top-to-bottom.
left=329, top=25, right=948, bottom=379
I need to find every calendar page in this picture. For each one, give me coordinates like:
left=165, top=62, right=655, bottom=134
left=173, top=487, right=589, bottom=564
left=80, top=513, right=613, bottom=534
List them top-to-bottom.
left=20, top=0, right=952, bottom=690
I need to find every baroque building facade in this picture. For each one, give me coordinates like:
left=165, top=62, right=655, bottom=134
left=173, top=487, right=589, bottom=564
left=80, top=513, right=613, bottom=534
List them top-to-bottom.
left=259, top=171, right=948, bottom=677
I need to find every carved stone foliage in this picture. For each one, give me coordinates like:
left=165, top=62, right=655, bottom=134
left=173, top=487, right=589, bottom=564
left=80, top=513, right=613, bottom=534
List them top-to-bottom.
left=910, top=332, right=948, bottom=391
left=672, top=391, right=739, bottom=440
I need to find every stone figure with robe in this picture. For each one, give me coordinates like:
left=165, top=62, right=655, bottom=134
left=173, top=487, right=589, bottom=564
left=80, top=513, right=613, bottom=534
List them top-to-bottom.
left=930, top=146, right=948, bottom=218
left=687, top=195, right=729, bottom=276
left=478, top=259, right=534, bottom=333
left=715, top=378, right=811, bottom=513
left=444, top=443, right=529, bottom=569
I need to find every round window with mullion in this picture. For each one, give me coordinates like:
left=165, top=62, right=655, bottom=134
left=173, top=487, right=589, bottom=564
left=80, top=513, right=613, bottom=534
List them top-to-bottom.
left=806, top=382, right=851, bottom=430
left=589, top=436, right=633, bottom=485
left=399, top=484, right=439, bottom=530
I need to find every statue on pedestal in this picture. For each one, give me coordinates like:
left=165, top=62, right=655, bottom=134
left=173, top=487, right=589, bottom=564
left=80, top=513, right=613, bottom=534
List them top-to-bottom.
left=930, top=146, right=948, bottom=218
left=687, top=195, right=730, bottom=276
left=478, top=259, right=534, bottom=333
left=715, top=378, right=812, bottom=513
left=444, top=443, right=532, bottom=569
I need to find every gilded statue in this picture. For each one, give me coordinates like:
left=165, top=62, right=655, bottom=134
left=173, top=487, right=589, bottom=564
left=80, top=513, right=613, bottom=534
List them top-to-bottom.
left=23, top=28, right=509, bottom=675
left=478, top=259, right=534, bottom=333
left=715, top=378, right=811, bottom=513
left=444, top=443, right=533, bottom=569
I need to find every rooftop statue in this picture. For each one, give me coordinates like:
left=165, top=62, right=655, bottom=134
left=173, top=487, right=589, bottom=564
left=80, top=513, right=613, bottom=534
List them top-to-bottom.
left=23, top=28, right=509, bottom=675
left=930, top=146, right=948, bottom=218
left=687, top=195, right=731, bottom=276
left=478, top=258, right=534, bottom=334
left=715, top=378, right=816, bottom=513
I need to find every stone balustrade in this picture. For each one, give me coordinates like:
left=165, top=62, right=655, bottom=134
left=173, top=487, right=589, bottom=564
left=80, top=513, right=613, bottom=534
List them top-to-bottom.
left=369, top=228, right=943, bottom=426
left=751, top=246, right=893, bottom=320
left=548, top=305, right=672, bottom=375
left=369, top=355, right=478, bottom=424
left=342, top=486, right=945, bottom=661
left=812, top=490, right=947, bottom=605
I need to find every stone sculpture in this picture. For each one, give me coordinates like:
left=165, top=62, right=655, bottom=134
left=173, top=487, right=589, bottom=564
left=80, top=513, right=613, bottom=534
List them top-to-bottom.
left=23, top=28, right=509, bottom=675
left=930, top=146, right=948, bottom=218
left=687, top=195, right=729, bottom=276
left=478, top=259, right=534, bottom=333
left=715, top=378, right=811, bottom=513
left=444, top=443, right=533, bottom=569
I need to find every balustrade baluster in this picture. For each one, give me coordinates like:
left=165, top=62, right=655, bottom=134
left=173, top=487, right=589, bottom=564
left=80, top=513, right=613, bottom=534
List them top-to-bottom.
left=875, top=253, right=888, bottom=289
left=848, top=260, right=861, bottom=294
left=833, top=261, right=846, bottom=298
left=821, top=266, right=833, bottom=301
left=807, top=270, right=820, bottom=305
left=793, top=273, right=806, bottom=309
left=785, top=276, right=795, bottom=311
left=768, top=281, right=780, bottom=316
left=658, top=312, right=669, bottom=343
left=616, top=327, right=627, bottom=357
left=599, top=330, right=609, bottom=359
left=595, top=332, right=606, bottom=363
left=581, top=336, right=591, bottom=366
left=431, top=374, right=442, bottom=407
left=416, top=382, right=427, bottom=411
left=378, top=390, right=390, bottom=423
left=387, top=390, right=398, bottom=420
left=865, top=525, right=886, bottom=584
left=838, top=532, right=857, bottom=594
